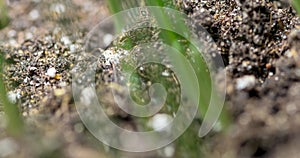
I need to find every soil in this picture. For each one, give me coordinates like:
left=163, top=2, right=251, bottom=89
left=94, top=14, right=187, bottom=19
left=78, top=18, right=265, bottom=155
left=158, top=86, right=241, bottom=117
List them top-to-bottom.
left=1, top=0, right=300, bottom=158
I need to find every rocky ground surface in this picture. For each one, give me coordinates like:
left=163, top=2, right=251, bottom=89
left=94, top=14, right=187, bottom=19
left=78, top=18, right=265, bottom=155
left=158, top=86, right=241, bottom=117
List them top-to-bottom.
left=1, top=0, right=300, bottom=158
left=182, top=1, right=300, bottom=158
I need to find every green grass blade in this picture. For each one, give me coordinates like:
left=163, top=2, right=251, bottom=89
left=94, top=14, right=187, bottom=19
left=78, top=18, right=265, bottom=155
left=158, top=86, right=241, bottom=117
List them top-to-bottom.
left=0, top=0, right=10, bottom=29
left=106, top=0, right=230, bottom=129
left=293, top=0, right=300, bottom=15
left=0, top=52, right=24, bottom=137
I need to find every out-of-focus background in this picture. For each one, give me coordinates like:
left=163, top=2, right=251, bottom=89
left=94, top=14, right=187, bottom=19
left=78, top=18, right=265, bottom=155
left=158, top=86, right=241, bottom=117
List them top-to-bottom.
left=1, top=0, right=300, bottom=158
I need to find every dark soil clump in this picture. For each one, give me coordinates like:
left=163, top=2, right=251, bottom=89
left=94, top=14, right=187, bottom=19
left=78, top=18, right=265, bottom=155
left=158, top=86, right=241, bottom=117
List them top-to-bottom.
left=179, top=0, right=300, bottom=157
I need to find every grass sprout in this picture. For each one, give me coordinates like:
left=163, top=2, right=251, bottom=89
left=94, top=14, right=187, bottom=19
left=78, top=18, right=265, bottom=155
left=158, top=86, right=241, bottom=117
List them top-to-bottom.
left=0, top=0, right=9, bottom=29
left=293, top=0, right=300, bottom=15
left=0, top=52, right=24, bottom=137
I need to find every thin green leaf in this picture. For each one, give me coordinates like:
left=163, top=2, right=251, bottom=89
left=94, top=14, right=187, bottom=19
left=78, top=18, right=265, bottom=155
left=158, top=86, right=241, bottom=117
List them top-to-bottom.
left=0, top=0, right=10, bottom=29
left=293, top=0, right=300, bottom=15
left=0, top=52, right=24, bottom=137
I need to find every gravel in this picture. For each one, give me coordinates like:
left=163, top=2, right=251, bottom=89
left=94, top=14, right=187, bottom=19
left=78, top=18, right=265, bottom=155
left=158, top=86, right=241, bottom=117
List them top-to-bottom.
left=1, top=0, right=300, bottom=158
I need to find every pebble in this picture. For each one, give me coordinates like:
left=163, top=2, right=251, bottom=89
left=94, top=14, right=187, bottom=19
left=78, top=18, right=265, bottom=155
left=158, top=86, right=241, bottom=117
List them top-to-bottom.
left=50, top=3, right=66, bottom=14
left=29, top=9, right=40, bottom=20
left=7, top=30, right=16, bottom=38
left=25, top=32, right=33, bottom=40
left=103, top=34, right=113, bottom=46
left=61, top=36, right=71, bottom=45
left=9, top=39, right=17, bottom=47
left=69, top=44, right=77, bottom=53
left=102, top=49, right=121, bottom=64
left=285, top=50, right=294, bottom=58
left=29, top=67, right=37, bottom=71
left=46, top=67, right=57, bottom=78
left=161, top=70, right=170, bottom=77
left=236, top=75, right=256, bottom=90
left=23, top=77, right=28, bottom=83
left=59, top=82, right=67, bottom=87
left=80, top=87, right=95, bottom=105
left=54, top=89, right=66, bottom=96
left=7, top=91, right=18, bottom=104
left=286, top=103, right=297, bottom=115
left=149, top=113, right=172, bottom=132
left=213, top=121, right=222, bottom=132
left=74, top=123, right=84, bottom=133
left=0, top=138, right=18, bottom=157
left=164, top=145, right=175, bottom=157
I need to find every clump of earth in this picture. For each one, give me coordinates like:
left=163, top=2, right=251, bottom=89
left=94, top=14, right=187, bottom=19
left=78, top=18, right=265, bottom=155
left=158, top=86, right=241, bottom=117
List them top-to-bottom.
left=0, top=0, right=300, bottom=158
left=182, top=0, right=300, bottom=158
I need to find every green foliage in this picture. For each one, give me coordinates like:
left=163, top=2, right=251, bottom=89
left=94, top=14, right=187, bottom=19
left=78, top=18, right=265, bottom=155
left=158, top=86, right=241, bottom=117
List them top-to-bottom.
left=0, top=0, right=9, bottom=29
left=107, top=0, right=230, bottom=156
left=107, top=0, right=230, bottom=123
left=293, top=0, right=300, bottom=15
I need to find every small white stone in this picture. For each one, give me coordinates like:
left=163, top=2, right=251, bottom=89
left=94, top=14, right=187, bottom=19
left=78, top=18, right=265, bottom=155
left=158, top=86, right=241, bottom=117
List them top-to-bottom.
left=51, top=3, right=66, bottom=14
left=29, top=9, right=40, bottom=20
left=7, top=30, right=16, bottom=38
left=25, top=32, right=33, bottom=40
left=103, top=34, right=113, bottom=46
left=45, top=36, right=52, bottom=41
left=61, top=36, right=71, bottom=45
left=9, top=39, right=17, bottom=47
left=69, top=44, right=76, bottom=53
left=102, top=49, right=121, bottom=64
left=285, top=50, right=293, bottom=58
left=212, top=53, right=216, bottom=57
left=29, top=67, right=37, bottom=71
left=46, top=67, right=57, bottom=78
left=162, top=70, right=170, bottom=77
left=269, top=72, right=274, bottom=76
left=236, top=75, right=256, bottom=90
left=23, top=77, right=28, bottom=83
left=29, top=81, right=34, bottom=85
left=59, top=82, right=67, bottom=87
left=80, top=87, right=95, bottom=105
left=7, top=91, right=17, bottom=104
left=286, top=103, right=297, bottom=115
left=149, top=113, right=172, bottom=132
left=213, top=121, right=222, bottom=132
left=74, top=123, right=84, bottom=133
left=0, top=138, right=18, bottom=157
left=164, top=145, right=175, bottom=157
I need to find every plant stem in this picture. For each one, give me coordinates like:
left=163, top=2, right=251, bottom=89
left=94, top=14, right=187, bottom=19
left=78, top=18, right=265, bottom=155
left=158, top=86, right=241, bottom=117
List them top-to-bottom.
left=0, top=0, right=9, bottom=29
left=106, top=0, right=230, bottom=129
left=107, top=0, right=126, bottom=32
left=293, top=0, right=300, bottom=15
